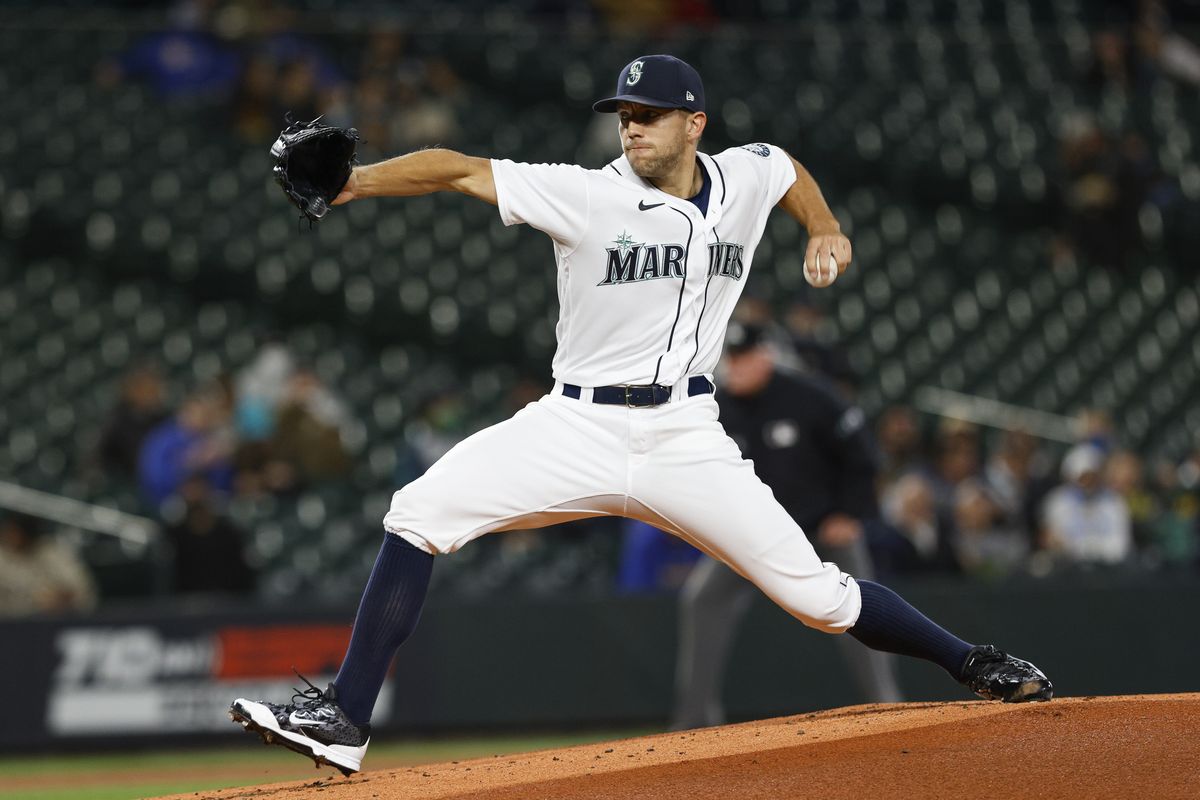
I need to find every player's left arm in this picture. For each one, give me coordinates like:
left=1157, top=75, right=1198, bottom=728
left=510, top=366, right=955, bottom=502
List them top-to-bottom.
left=333, top=149, right=498, bottom=206
left=777, top=154, right=851, bottom=287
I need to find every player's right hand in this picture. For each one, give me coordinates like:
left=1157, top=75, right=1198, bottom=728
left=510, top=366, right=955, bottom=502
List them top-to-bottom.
left=804, top=231, right=851, bottom=287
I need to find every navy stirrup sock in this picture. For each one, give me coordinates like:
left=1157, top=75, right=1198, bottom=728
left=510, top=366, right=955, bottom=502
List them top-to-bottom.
left=333, top=533, right=434, bottom=725
left=848, top=580, right=973, bottom=680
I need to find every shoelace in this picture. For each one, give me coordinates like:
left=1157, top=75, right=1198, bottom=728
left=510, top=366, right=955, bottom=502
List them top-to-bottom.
left=969, top=646, right=1006, bottom=667
left=289, top=670, right=329, bottom=709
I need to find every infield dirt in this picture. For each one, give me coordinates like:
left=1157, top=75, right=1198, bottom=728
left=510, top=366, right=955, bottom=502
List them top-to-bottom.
left=155, top=693, right=1200, bottom=800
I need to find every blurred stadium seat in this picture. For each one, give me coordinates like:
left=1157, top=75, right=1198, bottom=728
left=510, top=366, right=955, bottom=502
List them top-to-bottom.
left=0, top=1, right=1197, bottom=601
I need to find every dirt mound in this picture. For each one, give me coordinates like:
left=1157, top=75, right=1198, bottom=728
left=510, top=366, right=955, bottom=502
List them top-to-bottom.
left=159, top=694, right=1200, bottom=800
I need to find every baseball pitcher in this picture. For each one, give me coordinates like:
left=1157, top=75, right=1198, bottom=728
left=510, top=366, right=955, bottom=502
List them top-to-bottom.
left=231, top=55, right=1052, bottom=776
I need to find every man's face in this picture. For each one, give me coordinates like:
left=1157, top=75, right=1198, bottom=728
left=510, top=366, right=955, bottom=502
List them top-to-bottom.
left=616, top=102, right=699, bottom=178
left=721, top=346, right=774, bottom=397
left=878, top=407, right=918, bottom=453
left=1076, top=469, right=1101, bottom=493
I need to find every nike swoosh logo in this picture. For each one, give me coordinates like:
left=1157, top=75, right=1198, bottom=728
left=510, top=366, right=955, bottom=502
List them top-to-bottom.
left=638, top=200, right=665, bottom=211
left=289, top=711, right=332, bottom=727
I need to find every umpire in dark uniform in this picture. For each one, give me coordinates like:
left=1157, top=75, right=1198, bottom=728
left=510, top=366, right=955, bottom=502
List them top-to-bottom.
left=672, top=320, right=902, bottom=730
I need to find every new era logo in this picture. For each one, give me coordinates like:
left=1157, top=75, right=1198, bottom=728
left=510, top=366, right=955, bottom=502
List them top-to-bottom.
left=686, top=91, right=695, bottom=101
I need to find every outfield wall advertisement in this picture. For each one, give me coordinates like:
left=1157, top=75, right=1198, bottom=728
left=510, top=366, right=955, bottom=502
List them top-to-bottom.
left=4, top=576, right=1198, bottom=750
left=2, top=608, right=395, bottom=749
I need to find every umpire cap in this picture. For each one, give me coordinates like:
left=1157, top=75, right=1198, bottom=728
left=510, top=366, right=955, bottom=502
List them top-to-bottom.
left=593, top=55, right=706, bottom=113
left=724, top=321, right=769, bottom=354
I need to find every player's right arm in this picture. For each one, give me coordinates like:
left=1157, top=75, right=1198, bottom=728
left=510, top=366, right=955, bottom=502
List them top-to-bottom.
left=727, top=143, right=850, bottom=287
left=332, top=149, right=497, bottom=206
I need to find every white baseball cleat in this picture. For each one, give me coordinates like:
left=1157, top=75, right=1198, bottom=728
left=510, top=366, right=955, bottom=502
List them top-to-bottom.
left=229, top=676, right=370, bottom=776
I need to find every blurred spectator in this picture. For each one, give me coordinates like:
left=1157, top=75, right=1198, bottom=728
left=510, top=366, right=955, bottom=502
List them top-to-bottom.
left=593, top=0, right=677, bottom=34
left=593, top=0, right=716, bottom=34
left=1089, top=1, right=1200, bottom=91
left=228, top=6, right=347, bottom=140
left=254, top=12, right=344, bottom=89
left=1152, top=18, right=1200, bottom=88
left=97, top=27, right=240, bottom=100
left=1086, top=28, right=1145, bottom=93
left=360, top=29, right=409, bottom=80
left=347, top=31, right=464, bottom=156
left=231, top=54, right=277, bottom=142
left=272, top=58, right=321, bottom=125
left=391, top=59, right=464, bottom=151
left=354, top=73, right=395, bottom=160
left=317, top=82, right=355, bottom=130
left=579, top=110, right=624, bottom=166
left=1054, top=117, right=1149, bottom=269
left=727, top=294, right=774, bottom=329
left=783, top=300, right=857, bottom=397
left=223, top=339, right=429, bottom=499
left=235, top=342, right=294, bottom=443
left=98, top=363, right=170, bottom=478
left=270, top=369, right=352, bottom=484
left=506, top=377, right=548, bottom=415
left=139, top=388, right=235, bottom=508
left=407, top=390, right=471, bottom=471
left=875, top=405, right=926, bottom=488
left=1076, top=407, right=1118, bottom=453
left=927, top=419, right=982, bottom=525
left=983, top=429, right=1051, bottom=547
left=983, top=430, right=1035, bottom=520
left=1177, top=439, right=1200, bottom=491
left=1040, top=444, right=1132, bottom=566
left=1106, top=450, right=1160, bottom=552
left=1146, top=459, right=1200, bottom=567
left=870, top=473, right=959, bottom=577
left=162, top=475, right=255, bottom=596
left=953, top=481, right=1028, bottom=579
left=0, top=513, right=97, bottom=616
left=615, top=521, right=701, bottom=592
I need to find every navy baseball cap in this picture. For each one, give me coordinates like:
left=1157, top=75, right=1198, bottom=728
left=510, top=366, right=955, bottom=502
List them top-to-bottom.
left=593, top=55, right=706, bottom=113
left=724, top=321, right=768, bottom=354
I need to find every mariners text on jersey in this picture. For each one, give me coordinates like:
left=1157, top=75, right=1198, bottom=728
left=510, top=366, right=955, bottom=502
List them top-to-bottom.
left=491, top=142, right=796, bottom=387
left=600, top=234, right=687, bottom=285
left=707, top=241, right=744, bottom=280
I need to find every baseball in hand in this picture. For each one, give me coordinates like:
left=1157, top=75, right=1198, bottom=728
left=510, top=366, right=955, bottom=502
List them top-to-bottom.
left=804, top=253, right=839, bottom=287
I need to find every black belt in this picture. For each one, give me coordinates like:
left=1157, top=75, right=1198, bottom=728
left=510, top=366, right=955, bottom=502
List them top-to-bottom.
left=561, top=376, right=714, bottom=407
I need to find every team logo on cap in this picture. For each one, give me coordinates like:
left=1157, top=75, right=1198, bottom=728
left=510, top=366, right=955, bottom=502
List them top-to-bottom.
left=626, top=60, right=644, bottom=86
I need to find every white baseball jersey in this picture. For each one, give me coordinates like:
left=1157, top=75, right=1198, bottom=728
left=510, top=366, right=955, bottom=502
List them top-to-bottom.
left=384, top=142, right=861, bottom=635
left=491, top=142, right=796, bottom=387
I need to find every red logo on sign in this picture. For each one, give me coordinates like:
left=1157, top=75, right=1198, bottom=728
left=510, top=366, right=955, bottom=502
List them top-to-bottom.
left=216, top=625, right=352, bottom=679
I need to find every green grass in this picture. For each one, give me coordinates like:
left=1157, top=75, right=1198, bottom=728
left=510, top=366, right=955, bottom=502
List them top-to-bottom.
left=0, top=730, right=649, bottom=800
left=4, top=782, right=249, bottom=800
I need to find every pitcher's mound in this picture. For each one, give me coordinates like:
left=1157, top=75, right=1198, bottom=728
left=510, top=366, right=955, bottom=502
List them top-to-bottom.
left=164, top=693, right=1200, bottom=800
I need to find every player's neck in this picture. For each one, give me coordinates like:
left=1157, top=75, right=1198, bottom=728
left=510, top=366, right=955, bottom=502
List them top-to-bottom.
left=648, top=156, right=703, bottom=200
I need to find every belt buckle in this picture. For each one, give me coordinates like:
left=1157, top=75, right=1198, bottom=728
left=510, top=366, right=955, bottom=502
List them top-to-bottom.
left=623, top=384, right=667, bottom=407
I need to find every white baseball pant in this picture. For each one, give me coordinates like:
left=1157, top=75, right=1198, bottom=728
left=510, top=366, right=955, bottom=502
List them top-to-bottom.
left=383, top=386, right=862, bottom=633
